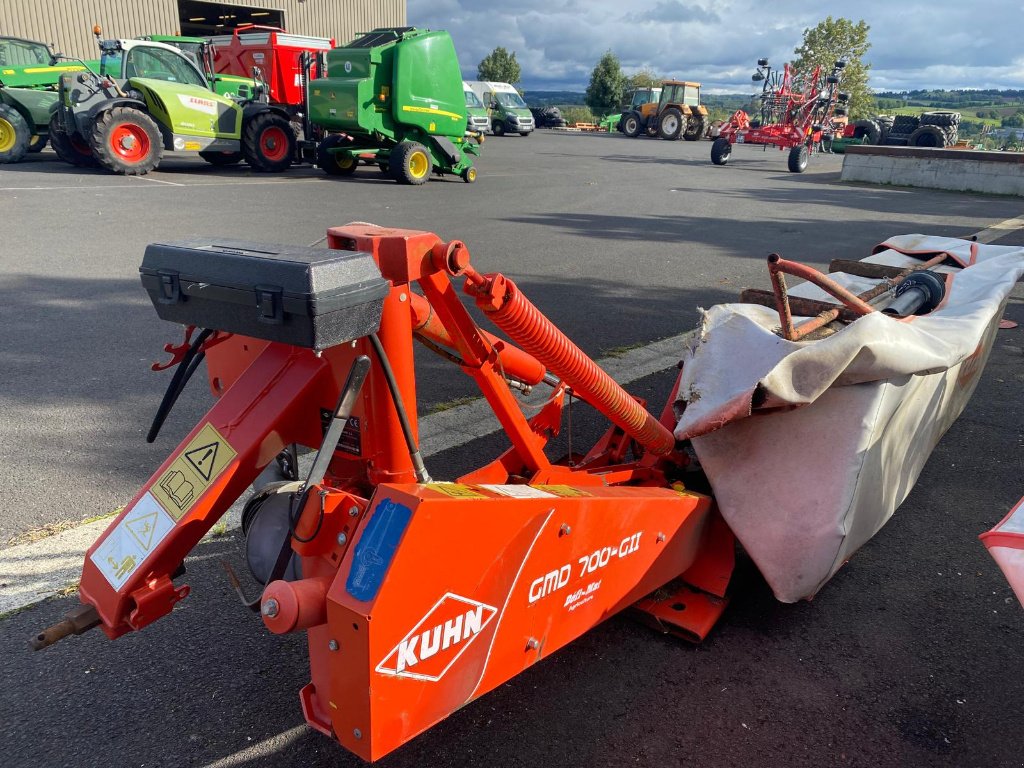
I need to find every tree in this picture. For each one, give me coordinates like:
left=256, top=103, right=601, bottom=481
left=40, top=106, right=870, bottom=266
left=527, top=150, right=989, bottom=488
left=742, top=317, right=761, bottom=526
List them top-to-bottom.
left=793, top=16, right=874, bottom=118
left=478, top=47, right=521, bottom=86
left=585, top=51, right=626, bottom=117
left=626, top=67, right=662, bottom=90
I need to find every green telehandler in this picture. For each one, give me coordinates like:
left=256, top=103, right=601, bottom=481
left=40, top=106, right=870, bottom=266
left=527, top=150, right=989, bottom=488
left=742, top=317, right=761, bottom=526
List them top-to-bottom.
left=51, top=27, right=294, bottom=175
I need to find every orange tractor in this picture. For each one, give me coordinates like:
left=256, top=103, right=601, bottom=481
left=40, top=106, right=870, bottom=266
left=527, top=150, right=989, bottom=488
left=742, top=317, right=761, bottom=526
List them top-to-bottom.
left=619, top=80, right=708, bottom=140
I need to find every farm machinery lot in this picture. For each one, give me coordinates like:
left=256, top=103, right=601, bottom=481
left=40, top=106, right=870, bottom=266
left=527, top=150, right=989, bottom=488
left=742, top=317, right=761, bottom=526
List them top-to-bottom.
left=1, top=132, right=1022, bottom=767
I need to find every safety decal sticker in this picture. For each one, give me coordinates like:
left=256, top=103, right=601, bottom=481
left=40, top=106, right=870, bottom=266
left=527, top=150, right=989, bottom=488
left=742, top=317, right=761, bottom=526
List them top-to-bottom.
left=150, top=423, right=237, bottom=520
left=425, top=483, right=486, bottom=500
left=478, top=484, right=557, bottom=499
left=532, top=485, right=593, bottom=498
left=90, top=492, right=175, bottom=591
left=375, top=593, right=497, bottom=682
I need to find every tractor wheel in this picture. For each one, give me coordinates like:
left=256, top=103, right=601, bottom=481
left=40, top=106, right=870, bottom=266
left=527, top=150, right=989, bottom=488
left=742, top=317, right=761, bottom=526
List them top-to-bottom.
left=0, top=103, right=31, bottom=164
left=91, top=107, right=164, bottom=175
left=658, top=107, right=685, bottom=140
left=243, top=112, right=295, bottom=173
left=622, top=112, right=642, bottom=137
left=48, top=114, right=98, bottom=167
left=684, top=115, right=706, bottom=141
left=851, top=119, right=882, bottom=145
left=645, top=120, right=659, bottom=137
left=492, top=121, right=505, bottom=136
left=908, top=125, right=946, bottom=148
left=28, top=134, right=48, bottom=153
left=316, top=135, right=357, bottom=176
left=710, top=137, right=732, bottom=165
left=391, top=141, right=432, bottom=185
left=788, top=144, right=809, bottom=173
left=199, top=150, right=243, bottom=166
left=461, top=166, right=478, bottom=183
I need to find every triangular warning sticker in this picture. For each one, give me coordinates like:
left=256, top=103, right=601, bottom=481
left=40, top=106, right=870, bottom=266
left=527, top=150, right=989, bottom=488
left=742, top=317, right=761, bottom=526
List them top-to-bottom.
left=184, top=442, right=220, bottom=482
left=126, top=511, right=158, bottom=551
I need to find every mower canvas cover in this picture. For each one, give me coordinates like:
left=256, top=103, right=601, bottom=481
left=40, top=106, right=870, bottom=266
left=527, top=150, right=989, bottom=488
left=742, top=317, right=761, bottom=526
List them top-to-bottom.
left=674, top=235, right=1024, bottom=602
left=981, top=495, right=1024, bottom=604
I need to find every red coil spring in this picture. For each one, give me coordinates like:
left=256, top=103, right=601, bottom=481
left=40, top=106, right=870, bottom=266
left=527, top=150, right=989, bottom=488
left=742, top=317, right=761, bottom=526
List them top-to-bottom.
left=483, top=277, right=675, bottom=456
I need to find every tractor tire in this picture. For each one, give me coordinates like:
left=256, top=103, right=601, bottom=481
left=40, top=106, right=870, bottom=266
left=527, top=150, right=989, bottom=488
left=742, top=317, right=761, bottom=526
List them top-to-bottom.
left=0, top=103, right=31, bottom=164
left=90, top=107, right=164, bottom=175
left=658, top=107, right=685, bottom=140
left=921, top=111, right=959, bottom=127
left=243, top=112, right=295, bottom=173
left=622, top=112, right=642, bottom=138
left=48, top=114, right=98, bottom=167
left=683, top=115, right=706, bottom=141
left=851, top=119, right=882, bottom=145
left=645, top=120, right=659, bottom=137
left=492, top=121, right=505, bottom=136
left=908, top=125, right=946, bottom=148
left=28, top=134, right=48, bottom=153
left=315, top=135, right=357, bottom=176
left=710, top=137, right=732, bottom=165
left=391, top=141, right=432, bottom=185
left=788, top=144, right=809, bottom=173
left=199, top=150, right=243, bottom=166
left=461, top=166, right=478, bottom=183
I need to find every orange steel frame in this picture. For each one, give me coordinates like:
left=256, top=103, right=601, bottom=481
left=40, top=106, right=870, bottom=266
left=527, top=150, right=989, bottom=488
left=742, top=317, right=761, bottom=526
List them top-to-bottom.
left=69, top=225, right=734, bottom=761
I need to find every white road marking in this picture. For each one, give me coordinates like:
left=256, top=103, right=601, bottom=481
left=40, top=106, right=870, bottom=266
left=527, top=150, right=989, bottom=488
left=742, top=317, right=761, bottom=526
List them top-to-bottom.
left=129, top=175, right=185, bottom=187
left=0, top=177, right=329, bottom=192
left=971, top=214, right=1024, bottom=244
left=0, top=333, right=691, bottom=616
left=198, top=725, right=309, bottom=768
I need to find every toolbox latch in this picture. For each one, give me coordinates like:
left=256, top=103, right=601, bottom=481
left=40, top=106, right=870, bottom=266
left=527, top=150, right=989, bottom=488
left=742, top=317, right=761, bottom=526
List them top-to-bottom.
left=157, top=270, right=182, bottom=305
left=255, top=285, right=284, bottom=325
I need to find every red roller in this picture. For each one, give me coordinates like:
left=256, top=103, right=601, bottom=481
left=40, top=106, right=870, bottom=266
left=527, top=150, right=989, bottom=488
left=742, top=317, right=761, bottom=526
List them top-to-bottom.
left=465, top=270, right=676, bottom=456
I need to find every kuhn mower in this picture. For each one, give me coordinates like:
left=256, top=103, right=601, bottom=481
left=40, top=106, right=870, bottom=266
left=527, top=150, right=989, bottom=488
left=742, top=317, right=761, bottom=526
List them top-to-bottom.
left=711, top=57, right=848, bottom=172
left=29, top=223, right=1024, bottom=761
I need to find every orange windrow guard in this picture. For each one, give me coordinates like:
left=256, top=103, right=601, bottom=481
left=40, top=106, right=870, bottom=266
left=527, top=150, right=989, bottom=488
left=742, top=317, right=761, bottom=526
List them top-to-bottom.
left=48, top=224, right=734, bottom=761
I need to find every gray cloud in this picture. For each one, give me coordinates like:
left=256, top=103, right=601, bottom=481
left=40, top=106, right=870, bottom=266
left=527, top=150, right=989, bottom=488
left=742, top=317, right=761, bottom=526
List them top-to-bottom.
left=407, top=0, right=1024, bottom=92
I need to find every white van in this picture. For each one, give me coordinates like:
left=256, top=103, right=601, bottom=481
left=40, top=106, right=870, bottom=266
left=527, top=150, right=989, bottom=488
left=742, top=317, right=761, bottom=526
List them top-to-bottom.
left=465, top=80, right=534, bottom=136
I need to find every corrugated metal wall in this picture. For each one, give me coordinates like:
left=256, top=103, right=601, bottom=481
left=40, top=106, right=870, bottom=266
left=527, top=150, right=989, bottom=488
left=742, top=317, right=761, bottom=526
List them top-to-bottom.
left=0, top=0, right=405, bottom=59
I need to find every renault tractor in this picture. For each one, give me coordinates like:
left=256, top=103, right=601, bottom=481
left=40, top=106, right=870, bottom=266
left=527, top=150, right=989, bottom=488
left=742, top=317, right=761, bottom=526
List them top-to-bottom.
left=51, top=27, right=295, bottom=175
left=620, top=80, right=707, bottom=141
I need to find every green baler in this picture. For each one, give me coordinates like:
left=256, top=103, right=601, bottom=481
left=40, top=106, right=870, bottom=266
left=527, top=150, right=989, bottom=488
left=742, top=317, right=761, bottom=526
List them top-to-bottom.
left=309, top=27, right=481, bottom=184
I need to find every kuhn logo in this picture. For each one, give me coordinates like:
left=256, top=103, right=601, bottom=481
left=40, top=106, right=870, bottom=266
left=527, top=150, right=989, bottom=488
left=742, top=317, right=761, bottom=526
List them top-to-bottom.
left=375, top=593, right=497, bottom=682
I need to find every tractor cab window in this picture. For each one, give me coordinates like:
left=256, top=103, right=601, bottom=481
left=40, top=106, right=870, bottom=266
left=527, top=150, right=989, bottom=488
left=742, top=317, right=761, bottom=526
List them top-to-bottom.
left=0, top=37, right=52, bottom=66
left=125, top=46, right=206, bottom=88
left=682, top=86, right=700, bottom=107
left=465, top=89, right=483, bottom=109
left=494, top=91, right=526, bottom=109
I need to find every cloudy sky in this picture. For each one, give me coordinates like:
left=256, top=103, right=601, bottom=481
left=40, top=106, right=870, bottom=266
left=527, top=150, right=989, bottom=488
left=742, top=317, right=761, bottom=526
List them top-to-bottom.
left=407, top=0, right=1024, bottom=93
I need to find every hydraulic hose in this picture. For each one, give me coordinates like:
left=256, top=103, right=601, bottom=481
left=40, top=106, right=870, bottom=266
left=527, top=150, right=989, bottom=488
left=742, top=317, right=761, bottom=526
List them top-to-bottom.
left=469, top=275, right=676, bottom=456
left=368, top=332, right=431, bottom=482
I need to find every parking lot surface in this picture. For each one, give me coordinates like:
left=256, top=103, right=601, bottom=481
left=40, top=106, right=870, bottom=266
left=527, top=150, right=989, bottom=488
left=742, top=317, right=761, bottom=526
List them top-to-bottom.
left=1, top=132, right=1022, bottom=767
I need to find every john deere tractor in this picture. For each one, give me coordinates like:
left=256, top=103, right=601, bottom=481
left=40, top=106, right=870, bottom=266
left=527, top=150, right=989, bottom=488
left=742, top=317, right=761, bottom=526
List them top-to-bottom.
left=308, top=27, right=481, bottom=184
left=51, top=28, right=294, bottom=175
left=0, top=36, right=96, bottom=163
left=619, top=80, right=707, bottom=141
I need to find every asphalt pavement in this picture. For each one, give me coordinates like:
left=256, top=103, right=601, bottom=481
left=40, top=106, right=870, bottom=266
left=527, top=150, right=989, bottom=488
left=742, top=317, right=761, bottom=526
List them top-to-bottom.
left=1, top=132, right=1022, bottom=767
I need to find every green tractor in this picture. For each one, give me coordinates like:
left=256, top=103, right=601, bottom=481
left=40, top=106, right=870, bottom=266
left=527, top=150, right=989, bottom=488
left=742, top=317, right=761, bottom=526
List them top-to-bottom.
left=308, top=27, right=481, bottom=184
left=51, top=29, right=295, bottom=175
left=136, top=35, right=256, bottom=101
left=0, top=36, right=97, bottom=163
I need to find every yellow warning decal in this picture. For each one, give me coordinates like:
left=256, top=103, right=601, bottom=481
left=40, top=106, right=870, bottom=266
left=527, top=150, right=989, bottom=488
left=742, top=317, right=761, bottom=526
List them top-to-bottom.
left=401, top=105, right=462, bottom=121
left=184, top=141, right=201, bottom=151
left=150, top=423, right=237, bottom=520
left=426, top=482, right=486, bottom=499
left=533, top=485, right=593, bottom=498
left=90, top=492, right=176, bottom=590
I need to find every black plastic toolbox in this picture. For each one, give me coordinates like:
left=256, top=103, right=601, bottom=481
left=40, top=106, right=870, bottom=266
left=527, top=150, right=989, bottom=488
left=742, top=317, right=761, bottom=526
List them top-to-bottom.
left=140, top=238, right=389, bottom=350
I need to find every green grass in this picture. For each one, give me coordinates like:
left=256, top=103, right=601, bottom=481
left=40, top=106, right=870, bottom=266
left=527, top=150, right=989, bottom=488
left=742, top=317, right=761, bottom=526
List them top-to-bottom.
left=428, top=396, right=479, bottom=414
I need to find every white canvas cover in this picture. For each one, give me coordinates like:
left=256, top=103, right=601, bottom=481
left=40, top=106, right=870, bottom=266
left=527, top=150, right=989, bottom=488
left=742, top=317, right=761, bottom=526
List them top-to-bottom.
left=674, top=235, right=1024, bottom=602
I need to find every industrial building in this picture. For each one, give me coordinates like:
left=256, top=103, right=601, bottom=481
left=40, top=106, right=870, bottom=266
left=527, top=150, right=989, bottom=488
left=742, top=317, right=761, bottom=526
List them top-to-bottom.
left=0, top=0, right=405, bottom=59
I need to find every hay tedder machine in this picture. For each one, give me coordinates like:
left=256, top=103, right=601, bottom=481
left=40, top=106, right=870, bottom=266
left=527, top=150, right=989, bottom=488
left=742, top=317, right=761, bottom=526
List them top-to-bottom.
left=711, top=57, right=848, bottom=172
left=27, top=222, right=1022, bottom=760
